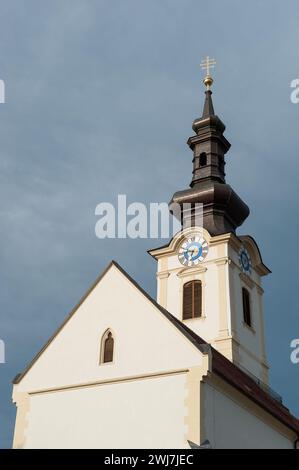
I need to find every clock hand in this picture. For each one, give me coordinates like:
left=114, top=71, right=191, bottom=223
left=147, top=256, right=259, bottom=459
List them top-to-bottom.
left=182, top=247, right=195, bottom=253
left=182, top=248, right=196, bottom=260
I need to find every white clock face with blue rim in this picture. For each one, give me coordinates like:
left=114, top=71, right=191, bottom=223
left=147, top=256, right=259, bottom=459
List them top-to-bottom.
left=178, top=235, right=209, bottom=266
left=239, top=247, right=252, bottom=274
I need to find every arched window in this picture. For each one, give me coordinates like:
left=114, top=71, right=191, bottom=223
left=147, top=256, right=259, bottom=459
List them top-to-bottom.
left=199, top=152, right=207, bottom=167
left=183, top=280, right=202, bottom=320
left=242, top=288, right=251, bottom=327
left=100, top=330, right=114, bottom=364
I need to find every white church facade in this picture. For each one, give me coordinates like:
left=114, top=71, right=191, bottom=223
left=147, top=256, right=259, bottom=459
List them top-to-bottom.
left=12, top=69, right=299, bottom=449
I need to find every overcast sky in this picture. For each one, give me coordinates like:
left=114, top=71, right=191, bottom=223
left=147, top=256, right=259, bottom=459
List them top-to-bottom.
left=0, top=0, right=299, bottom=448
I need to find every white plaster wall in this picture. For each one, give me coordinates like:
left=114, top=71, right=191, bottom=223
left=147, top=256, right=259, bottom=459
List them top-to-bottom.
left=229, top=245, right=267, bottom=381
left=14, top=264, right=202, bottom=392
left=232, top=266, right=261, bottom=354
left=237, top=348, right=263, bottom=379
left=24, top=373, right=188, bottom=449
left=202, top=382, right=293, bottom=449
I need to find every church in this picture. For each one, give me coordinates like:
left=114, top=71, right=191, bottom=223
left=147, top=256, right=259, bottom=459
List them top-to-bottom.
left=12, top=63, right=299, bottom=449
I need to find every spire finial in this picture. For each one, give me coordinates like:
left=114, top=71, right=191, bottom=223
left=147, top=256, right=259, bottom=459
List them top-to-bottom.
left=200, top=56, right=216, bottom=90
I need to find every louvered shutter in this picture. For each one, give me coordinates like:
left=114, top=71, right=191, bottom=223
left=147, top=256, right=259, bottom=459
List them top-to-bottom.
left=194, top=281, right=202, bottom=318
left=183, top=282, right=193, bottom=319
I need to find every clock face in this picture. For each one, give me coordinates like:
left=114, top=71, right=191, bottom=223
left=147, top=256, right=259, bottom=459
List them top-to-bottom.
left=178, top=236, right=209, bottom=266
left=239, top=247, right=252, bottom=274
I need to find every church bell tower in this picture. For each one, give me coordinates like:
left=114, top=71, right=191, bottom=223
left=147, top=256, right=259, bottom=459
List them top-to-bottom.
left=149, top=59, right=271, bottom=384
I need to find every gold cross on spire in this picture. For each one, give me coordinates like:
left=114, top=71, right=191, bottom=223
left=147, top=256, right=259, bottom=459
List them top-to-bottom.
left=200, top=56, right=216, bottom=90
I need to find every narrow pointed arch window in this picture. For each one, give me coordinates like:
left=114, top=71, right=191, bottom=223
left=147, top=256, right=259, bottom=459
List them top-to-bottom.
left=183, top=280, right=202, bottom=320
left=100, top=330, right=114, bottom=364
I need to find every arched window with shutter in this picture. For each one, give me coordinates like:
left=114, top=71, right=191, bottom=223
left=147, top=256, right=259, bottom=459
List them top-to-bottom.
left=183, top=280, right=202, bottom=320
left=242, top=287, right=251, bottom=327
left=100, top=329, right=114, bottom=364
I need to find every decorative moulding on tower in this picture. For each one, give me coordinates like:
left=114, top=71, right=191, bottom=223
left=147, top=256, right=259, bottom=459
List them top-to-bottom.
left=176, top=266, right=207, bottom=278
left=156, top=271, right=170, bottom=280
left=239, top=272, right=255, bottom=290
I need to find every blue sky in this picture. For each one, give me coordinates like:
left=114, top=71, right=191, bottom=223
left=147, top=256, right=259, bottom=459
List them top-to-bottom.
left=0, top=0, right=299, bottom=448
